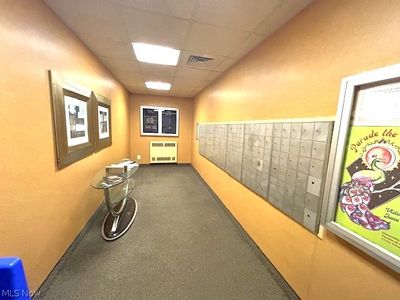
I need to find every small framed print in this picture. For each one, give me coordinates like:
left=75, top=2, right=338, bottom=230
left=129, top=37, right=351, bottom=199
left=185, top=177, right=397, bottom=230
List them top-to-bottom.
left=323, top=64, right=400, bottom=272
left=50, top=71, right=94, bottom=169
left=92, top=92, right=112, bottom=152
left=65, top=95, right=90, bottom=146
left=141, top=106, right=159, bottom=134
left=162, top=109, right=178, bottom=135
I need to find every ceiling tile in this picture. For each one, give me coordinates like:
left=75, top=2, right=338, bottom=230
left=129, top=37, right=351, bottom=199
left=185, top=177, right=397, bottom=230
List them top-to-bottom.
left=45, top=0, right=127, bottom=40
left=45, top=0, right=113, bottom=18
left=110, top=0, right=196, bottom=19
left=193, top=0, right=281, bottom=31
left=253, top=0, right=313, bottom=36
left=120, top=7, right=190, bottom=49
left=75, top=17, right=126, bottom=41
left=183, top=22, right=250, bottom=56
left=76, top=33, right=134, bottom=60
left=228, top=34, right=265, bottom=59
left=99, top=56, right=141, bottom=73
left=214, top=57, right=236, bottom=72
left=138, top=63, right=176, bottom=77
left=174, top=67, right=210, bottom=80
left=112, top=70, right=143, bottom=86
left=205, top=71, right=223, bottom=81
left=142, top=73, right=174, bottom=83
left=172, top=78, right=201, bottom=90
left=122, top=80, right=147, bottom=91
left=196, top=80, right=213, bottom=90
left=169, top=83, right=192, bottom=91
left=124, top=84, right=147, bottom=94
left=127, top=85, right=148, bottom=94
left=169, top=85, right=194, bottom=97
left=169, top=87, right=193, bottom=93
left=190, top=87, right=204, bottom=98
left=147, top=89, right=170, bottom=96
left=169, top=93, right=193, bottom=98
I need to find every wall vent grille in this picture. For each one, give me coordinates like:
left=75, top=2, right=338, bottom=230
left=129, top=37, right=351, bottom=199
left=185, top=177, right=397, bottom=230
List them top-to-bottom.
left=187, top=55, right=215, bottom=67
left=153, top=143, right=164, bottom=147
left=157, top=157, right=171, bottom=161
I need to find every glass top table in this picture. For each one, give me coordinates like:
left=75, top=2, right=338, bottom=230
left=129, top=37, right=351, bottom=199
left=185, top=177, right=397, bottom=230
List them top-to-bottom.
left=91, top=160, right=139, bottom=241
left=91, top=163, right=139, bottom=189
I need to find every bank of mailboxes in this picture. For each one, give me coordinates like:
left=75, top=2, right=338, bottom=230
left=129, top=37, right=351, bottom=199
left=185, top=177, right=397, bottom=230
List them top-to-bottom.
left=198, top=121, right=333, bottom=233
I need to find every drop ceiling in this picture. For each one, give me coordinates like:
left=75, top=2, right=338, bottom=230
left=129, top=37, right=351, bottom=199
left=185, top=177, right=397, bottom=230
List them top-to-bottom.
left=44, top=0, right=312, bottom=98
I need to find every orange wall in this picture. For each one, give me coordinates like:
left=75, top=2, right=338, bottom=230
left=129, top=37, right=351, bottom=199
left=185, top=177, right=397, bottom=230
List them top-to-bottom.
left=0, top=0, right=130, bottom=291
left=192, top=0, right=400, bottom=299
left=130, top=94, right=192, bottom=164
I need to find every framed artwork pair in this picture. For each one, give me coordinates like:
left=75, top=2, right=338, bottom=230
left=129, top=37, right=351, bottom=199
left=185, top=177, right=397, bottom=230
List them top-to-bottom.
left=50, top=71, right=112, bottom=169
left=140, top=105, right=179, bottom=136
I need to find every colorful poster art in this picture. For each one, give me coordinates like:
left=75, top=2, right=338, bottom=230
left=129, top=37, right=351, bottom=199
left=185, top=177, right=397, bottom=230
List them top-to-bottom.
left=335, top=126, right=400, bottom=257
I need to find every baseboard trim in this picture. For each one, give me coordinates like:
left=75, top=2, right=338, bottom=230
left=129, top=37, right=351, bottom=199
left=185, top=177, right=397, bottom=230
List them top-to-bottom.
left=140, top=163, right=191, bottom=167
left=190, top=165, right=300, bottom=300
left=34, top=202, right=105, bottom=298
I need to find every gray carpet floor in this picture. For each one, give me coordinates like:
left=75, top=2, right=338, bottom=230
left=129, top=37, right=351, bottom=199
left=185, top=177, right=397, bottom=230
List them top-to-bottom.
left=38, top=165, right=298, bottom=300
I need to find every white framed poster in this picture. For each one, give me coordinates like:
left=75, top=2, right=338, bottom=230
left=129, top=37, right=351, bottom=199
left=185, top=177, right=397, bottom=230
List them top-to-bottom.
left=323, top=64, right=400, bottom=273
left=91, top=92, right=112, bottom=152
left=64, top=95, right=89, bottom=146
left=98, top=105, right=110, bottom=139
left=140, top=105, right=179, bottom=136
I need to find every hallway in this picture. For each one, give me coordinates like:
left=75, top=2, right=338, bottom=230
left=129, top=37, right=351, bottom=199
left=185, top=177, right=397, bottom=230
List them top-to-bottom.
left=39, top=165, right=297, bottom=299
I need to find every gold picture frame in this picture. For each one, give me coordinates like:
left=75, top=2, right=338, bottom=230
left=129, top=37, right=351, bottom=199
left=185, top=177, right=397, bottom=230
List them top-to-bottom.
left=49, top=71, right=94, bottom=169
left=91, top=92, right=112, bottom=152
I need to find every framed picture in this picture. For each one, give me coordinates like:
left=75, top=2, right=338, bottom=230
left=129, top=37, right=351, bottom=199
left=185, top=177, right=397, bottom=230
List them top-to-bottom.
left=323, top=64, right=400, bottom=272
left=50, top=71, right=94, bottom=169
left=92, top=92, right=112, bottom=152
left=140, top=105, right=179, bottom=136
left=141, top=106, right=159, bottom=134
left=162, top=109, right=178, bottom=135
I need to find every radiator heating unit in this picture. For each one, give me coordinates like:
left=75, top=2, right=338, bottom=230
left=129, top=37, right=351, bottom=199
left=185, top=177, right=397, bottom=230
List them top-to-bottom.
left=150, top=141, right=178, bottom=164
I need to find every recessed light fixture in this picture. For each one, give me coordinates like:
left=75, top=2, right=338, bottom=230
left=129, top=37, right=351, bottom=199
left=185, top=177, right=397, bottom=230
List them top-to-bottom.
left=132, top=42, right=180, bottom=65
left=145, top=81, right=171, bottom=91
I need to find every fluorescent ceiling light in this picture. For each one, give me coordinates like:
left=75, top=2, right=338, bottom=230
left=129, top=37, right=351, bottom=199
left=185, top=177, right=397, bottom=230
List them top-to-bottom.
left=132, top=42, right=180, bottom=65
left=145, top=81, right=171, bottom=91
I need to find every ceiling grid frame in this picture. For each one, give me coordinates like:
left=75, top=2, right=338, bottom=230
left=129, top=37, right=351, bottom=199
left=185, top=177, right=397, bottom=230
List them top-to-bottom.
left=44, top=0, right=313, bottom=97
